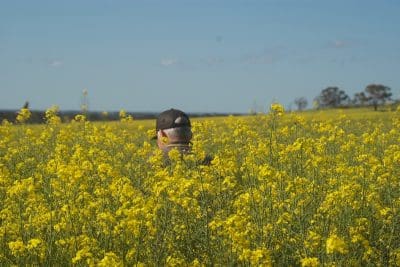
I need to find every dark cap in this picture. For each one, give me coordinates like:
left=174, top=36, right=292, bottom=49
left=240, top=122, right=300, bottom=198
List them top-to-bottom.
left=156, top=108, right=191, bottom=131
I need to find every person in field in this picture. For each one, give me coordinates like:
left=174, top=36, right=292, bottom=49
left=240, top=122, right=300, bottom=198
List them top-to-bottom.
left=154, top=108, right=212, bottom=165
left=155, top=108, right=193, bottom=155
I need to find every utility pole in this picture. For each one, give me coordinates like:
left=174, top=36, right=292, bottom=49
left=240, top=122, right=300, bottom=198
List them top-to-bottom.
left=81, top=88, right=89, bottom=116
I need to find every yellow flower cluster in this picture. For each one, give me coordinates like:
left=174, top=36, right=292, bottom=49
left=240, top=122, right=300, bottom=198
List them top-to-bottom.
left=270, top=102, right=285, bottom=116
left=0, top=107, right=399, bottom=266
left=16, top=108, right=31, bottom=124
left=326, top=233, right=348, bottom=254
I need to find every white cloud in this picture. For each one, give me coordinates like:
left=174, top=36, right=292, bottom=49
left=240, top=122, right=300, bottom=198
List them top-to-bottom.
left=329, top=40, right=350, bottom=48
left=240, top=47, right=285, bottom=65
left=241, top=54, right=276, bottom=64
left=205, top=57, right=224, bottom=66
left=160, top=58, right=178, bottom=67
left=48, top=60, right=63, bottom=67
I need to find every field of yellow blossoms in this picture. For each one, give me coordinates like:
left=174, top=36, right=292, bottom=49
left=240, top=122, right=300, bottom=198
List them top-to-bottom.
left=1, top=105, right=400, bottom=266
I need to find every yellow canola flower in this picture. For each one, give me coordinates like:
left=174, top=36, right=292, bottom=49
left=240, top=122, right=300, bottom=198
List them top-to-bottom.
left=270, top=102, right=285, bottom=116
left=45, top=105, right=61, bottom=124
left=16, top=108, right=31, bottom=123
left=119, top=109, right=133, bottom=121
left=74, top=114, right=86, bottom=122
left=326, top=234, right=348, bottom=255
left=27, top=238, right=41, bottom=249
left=8, top=240, right=25, bottom=256
left=72, top=247, right=93, bottom=264
left=239, top=248, right=271, bottom=266
left=98, top=252, right=123, bottom=267
left=301, top=257, right=319, bottom=267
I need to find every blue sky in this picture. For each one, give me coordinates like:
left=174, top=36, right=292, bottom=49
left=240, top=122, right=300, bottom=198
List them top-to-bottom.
left=1, top=0, right=399, bottom=113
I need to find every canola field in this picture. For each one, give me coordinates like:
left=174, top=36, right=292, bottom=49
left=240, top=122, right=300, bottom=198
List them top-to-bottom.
left=1, top=106, right=400, bottom=266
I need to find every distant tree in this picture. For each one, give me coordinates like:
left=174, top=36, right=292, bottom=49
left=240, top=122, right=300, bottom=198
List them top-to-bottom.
left=365, top=84, right=392, bottom=111
left=316, top=87, right=349, bottom=108
left=352, top=92, right=369, bottom=106
left=294, top=97, right=308, bottom=111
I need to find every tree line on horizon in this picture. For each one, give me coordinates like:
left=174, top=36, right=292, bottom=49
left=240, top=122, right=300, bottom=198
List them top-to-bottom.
left=1, top=83, right=396, bottom=123
left=293, top=83, right=394, bottom=111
